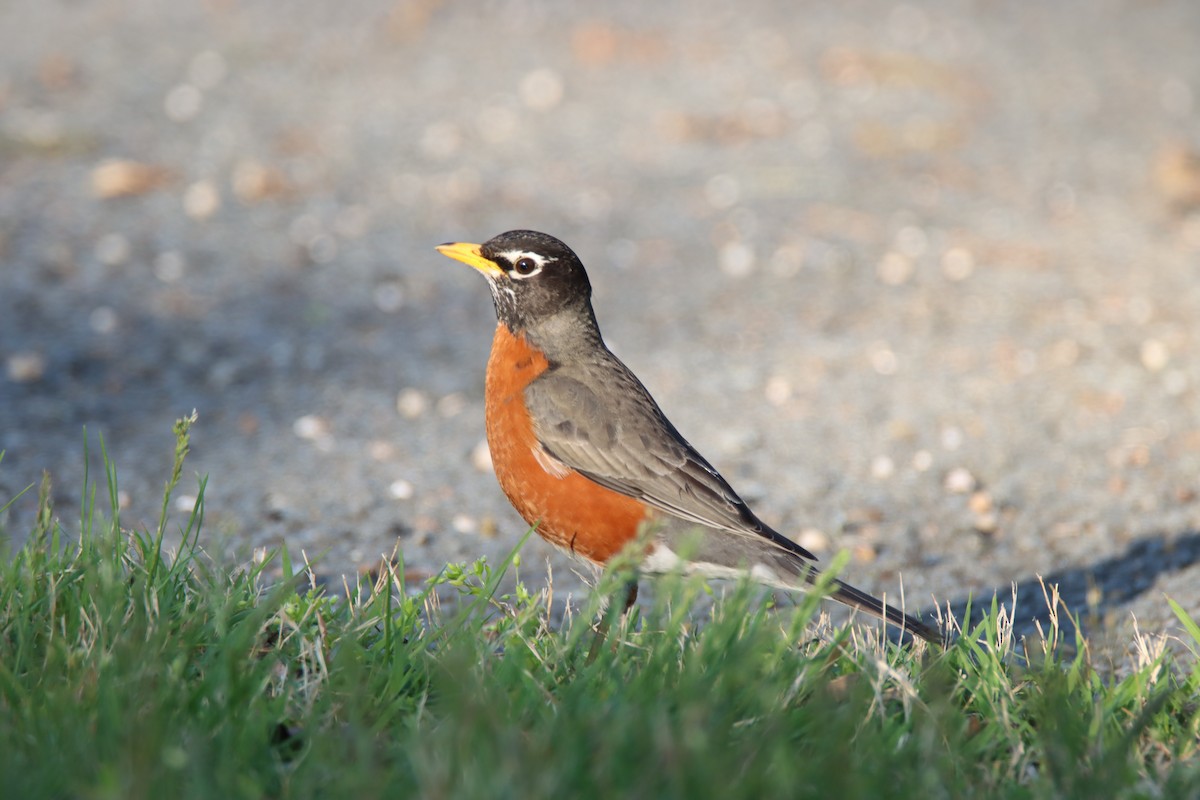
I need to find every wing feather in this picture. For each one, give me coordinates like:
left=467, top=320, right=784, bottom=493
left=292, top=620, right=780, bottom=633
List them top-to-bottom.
left=521, top=349, right=934, bottom=642
left=524, top=360, right=787, bottom=543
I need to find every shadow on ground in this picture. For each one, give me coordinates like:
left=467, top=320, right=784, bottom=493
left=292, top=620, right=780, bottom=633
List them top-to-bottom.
left=947, top=530, right=1200, bottom=642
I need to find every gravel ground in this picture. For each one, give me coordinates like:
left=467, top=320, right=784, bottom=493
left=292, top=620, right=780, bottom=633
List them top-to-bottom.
left=3, top=0, right=1200, bottom=649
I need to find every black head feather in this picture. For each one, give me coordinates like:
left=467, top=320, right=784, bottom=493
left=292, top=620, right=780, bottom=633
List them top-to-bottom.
left=477, top=230, right=593, bottom=332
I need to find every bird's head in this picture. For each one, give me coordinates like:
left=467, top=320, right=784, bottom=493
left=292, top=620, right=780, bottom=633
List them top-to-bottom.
left=437, top=230, right=594, bottom=334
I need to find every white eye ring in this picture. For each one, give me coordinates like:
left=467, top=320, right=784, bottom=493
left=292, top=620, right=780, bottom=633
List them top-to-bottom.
left=496, top=249, right=551, bottom=279
left=513, top=257, right=539, bottom=277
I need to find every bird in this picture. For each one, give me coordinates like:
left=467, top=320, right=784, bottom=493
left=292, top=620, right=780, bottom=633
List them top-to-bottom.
left=436, top=230, right=941, bottom=644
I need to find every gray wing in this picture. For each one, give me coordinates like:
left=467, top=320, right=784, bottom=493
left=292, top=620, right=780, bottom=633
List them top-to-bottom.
left=524, top=359, right=793, bottom=545
left=527, top=359, right=935, bottom=641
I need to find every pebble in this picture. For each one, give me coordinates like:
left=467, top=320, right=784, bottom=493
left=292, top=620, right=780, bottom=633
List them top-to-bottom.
left=570, top=20, right=620, bottom=65
left=519, top=68, right=565, bottom=110
left=164, top=83, right=203, bottom=122
left=6, top=108, right=64, bottom=150
left=1154, top=143, right=1200, bottom=209
left=91, top=159, right=170, bottom=198
left=232, top=159, right=289, bottom=202
left=183, top=180, right=221, bottom=219
left=718, top=241, right=756, bottom=278
left=941, top=247, right=974, bottom=281
left=877, top=251, right=913, bottom=285
left=89, top=306, right=118, bottom=334
left=1140, top=339, right=1169, bottom=372
left=868, top=342, right=899, bottom=375
left=7, top=352, right=46, bottom=383
left=763, top=375, right=792, bottom=406
left=396, top=388, right=429, bottom=418
left=436, top=392, right=467, bottom=417
left=238, top=413, right=259, bottom=435
left=293, top=414, right=329, bottom=440
left=293, top=415, right=334, bottom=450
left=886, top=419, right=916, bottom=441
left=940, top=425, right=964, bottom=451
left=471, top=439, right=493, bottom=472
left=368, top=440, right=395, bottom=460
left=912, top=449, right=933, bottom=472
left=870, top=454, right=896, bottom=479
left=944, top=466, right=977, bottom=494
left=388, top=479, right=414, bottom=500
left=967, top=490, right=994, bottom=515
left=263, top=492, right=294, bottom=520
left=174, top=494, right=199, bottom=512
left=845, top=506, right=884, bottom=525
left=974, top=512, right=1000, bottom=534
left=451, top=513, right=476, bottom=534
left=478, top=516, right=498, bottom=538
left=797, top=527, right=830, bottom=552
left=853, top=543, right=878, bottom=563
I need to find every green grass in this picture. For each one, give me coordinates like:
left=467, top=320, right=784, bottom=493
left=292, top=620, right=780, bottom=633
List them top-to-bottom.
left=1, top=418, right=1198, bottom=799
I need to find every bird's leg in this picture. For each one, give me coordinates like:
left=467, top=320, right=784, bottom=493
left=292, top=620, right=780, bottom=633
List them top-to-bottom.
left=586, top=579, right=639, bottom=665
left=621, top=580, right=639, bottom=612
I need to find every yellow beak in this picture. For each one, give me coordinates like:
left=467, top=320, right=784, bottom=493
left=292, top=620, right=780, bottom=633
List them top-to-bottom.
left=435, top=241, right=504, bottom=278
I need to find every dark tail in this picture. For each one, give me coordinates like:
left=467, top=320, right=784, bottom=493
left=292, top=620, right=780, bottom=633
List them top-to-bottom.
left=651, top=522, right=946, bottom=645
left=753, top=525, right=945, bottom=644
left=830, top=577, right=944, bottom=645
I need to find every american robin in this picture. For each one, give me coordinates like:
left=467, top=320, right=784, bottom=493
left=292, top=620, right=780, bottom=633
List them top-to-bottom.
left=437, top=230, right=941, bottom=643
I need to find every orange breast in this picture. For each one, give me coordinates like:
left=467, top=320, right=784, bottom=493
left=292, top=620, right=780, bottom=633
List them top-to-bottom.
left=484, top=324, right=649, bottom=564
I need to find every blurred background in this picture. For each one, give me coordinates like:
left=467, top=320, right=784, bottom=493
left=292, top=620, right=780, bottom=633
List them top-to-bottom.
left=2, top=0, right=1199, bottom=645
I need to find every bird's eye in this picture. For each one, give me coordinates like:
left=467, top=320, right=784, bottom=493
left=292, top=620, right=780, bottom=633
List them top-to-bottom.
left=513, top=257, right=538, bottom=276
